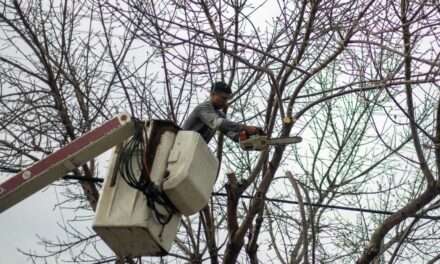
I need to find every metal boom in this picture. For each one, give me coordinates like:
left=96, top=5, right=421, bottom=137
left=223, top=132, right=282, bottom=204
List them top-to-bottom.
left=0, top=113, right=134, bottom=213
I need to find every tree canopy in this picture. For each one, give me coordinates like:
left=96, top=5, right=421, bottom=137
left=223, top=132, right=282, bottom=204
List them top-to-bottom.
left=1, top=0, right=440, bottom=263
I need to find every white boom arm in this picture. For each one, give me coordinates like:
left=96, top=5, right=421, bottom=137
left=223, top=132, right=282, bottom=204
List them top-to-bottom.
left=0, top=113, right=134, bottom=213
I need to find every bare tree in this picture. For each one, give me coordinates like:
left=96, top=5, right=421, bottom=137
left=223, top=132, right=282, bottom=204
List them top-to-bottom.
left=2, top=0, right=440, bottom=263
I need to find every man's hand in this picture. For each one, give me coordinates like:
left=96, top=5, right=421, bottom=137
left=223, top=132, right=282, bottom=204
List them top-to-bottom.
left=242, top=125, right=264, bottom=135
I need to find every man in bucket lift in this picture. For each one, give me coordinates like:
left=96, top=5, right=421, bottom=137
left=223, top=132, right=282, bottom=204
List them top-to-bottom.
left=183, top=81, right=262, bottom=143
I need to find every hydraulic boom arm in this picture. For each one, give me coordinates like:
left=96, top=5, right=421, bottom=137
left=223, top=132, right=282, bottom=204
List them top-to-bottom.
left=0, top=113, right=134, bottom=213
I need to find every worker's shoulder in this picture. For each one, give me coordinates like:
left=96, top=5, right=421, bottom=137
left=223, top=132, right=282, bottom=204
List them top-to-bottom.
left=194, top=100, right=215, bottom=111
left=197, top=100, right=213, bottom=107
left=192, top=101, right=226, bottom=118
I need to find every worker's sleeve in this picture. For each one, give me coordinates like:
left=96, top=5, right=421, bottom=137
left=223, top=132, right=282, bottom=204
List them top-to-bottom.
left=198, top=104, right=241, bottom=142
left=224, top=130, right=240, bottom=142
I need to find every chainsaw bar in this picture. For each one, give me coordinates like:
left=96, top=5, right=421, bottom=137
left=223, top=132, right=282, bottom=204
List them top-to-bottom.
left=239, top=135, right=303, bottom=151
left=266, top=136, right=302, bottom=145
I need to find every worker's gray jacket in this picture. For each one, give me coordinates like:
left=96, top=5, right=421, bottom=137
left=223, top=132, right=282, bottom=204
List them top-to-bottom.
left=182, top=101, right=241, bottom=143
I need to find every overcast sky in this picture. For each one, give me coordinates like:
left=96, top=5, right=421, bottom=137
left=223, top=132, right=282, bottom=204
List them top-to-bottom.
left=0, top=1, right=278, bottom=262
left=0, top=150, right=114, bottom=263
left=0, top=186, right=74, bottom=263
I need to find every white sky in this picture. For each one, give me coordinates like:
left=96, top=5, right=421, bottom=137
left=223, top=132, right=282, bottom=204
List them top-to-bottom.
left=0, top=1, right=276, bottom=261
left=2, top=1, right=437, bottom=263
left=0, top=148, right=115, bottom=263
left=0, top=186, right=72, bottom=263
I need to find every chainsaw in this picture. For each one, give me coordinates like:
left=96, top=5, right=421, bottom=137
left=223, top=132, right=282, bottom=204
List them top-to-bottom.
left=239, top=130, right=302, bottom=151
